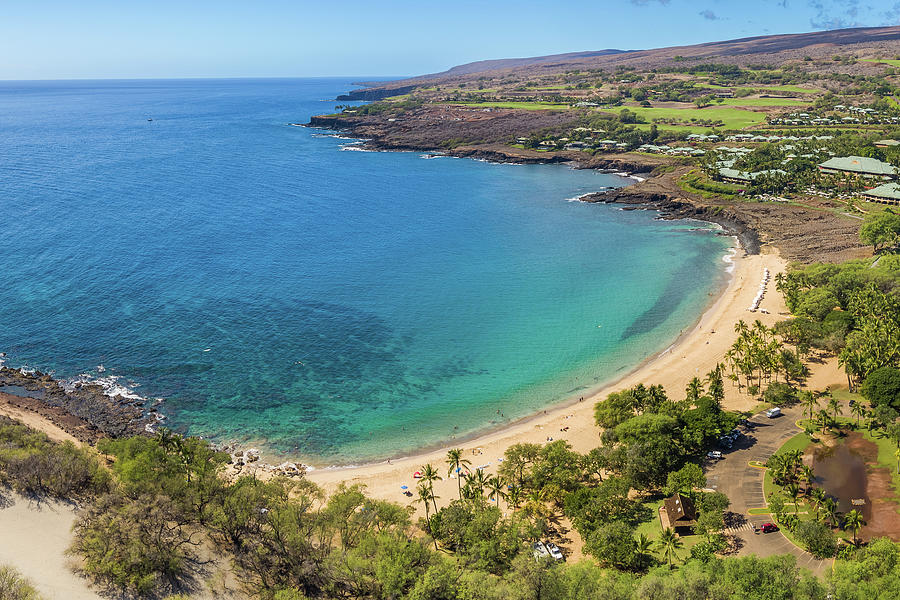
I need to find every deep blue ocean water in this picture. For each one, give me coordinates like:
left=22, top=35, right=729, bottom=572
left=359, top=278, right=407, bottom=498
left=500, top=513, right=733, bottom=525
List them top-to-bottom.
left=0, top=78, right=731, bottom=464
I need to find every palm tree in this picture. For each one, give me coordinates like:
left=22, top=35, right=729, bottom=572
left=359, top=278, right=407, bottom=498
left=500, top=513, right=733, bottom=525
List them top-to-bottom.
left=686, top=377, right=704, bottom=404
left=799, top=390, right=819, bottom=422
left=828, top=396, right=843, bottom=424
left=850, top=402, right=866, bottom=429
left=818, top=409, right=831, bottom=435
left=446, top=448, right=471, bottom=500
left=419, top=463, right=442, bottom=513
left=799, top=465, right=815, bottom=494
left=467, top=469, right=489, bottom=499
left=486, top=475, right=507, bottom=508
left=787, top=483, right=801, bottom=514
left=416, top=484, right=438, bottom=550
left=507, top=485, right=522, bottom=509
left=522, top=488, right=550, bottom=521
left=809, top=488, right=826, bottom=522
left=824, top=497, right=840, bottom=529
left=844, top=509, right=865, bottom=545
left=656, top=527, right=683, bottom=569
left=635, top=533, right=654, bottom=570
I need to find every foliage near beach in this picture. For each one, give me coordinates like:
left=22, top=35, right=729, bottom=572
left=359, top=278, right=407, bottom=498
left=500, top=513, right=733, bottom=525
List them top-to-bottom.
left=775, top=256, right=900, bottom=389
left=0, top=415, right=109, bottom=499
left=0, top=565, right=43, bottom=600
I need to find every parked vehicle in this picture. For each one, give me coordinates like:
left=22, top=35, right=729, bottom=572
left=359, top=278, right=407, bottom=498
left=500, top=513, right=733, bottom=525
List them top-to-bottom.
left=765, top=407, right=782, bottom=418
left=707, top=450, right=723, bottom=460
left=761, top=523, right=779, bottom=533
left=532, top=541, right=549, bottom=560
left=546, top=543, right=564, bottom=561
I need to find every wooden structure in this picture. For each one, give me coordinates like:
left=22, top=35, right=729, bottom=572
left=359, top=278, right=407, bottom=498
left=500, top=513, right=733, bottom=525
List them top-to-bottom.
left=659, top=493, right=697, bottom=533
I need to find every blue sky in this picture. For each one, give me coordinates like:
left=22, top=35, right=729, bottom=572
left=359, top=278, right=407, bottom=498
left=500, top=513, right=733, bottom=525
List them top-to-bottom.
left=3, top=0, right=900, bottom=79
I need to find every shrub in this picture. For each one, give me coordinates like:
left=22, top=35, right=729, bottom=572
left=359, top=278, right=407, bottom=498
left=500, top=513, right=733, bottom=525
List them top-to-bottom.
left=861, top=366, right=900, bottom=411
left=764, top=382, right=797, bottom=407
left=0, top=416, right=109, bottom=499
left=71, top=493, right=197, bottom=595
left=793, top=520, right=837, bottom=558
left=0, top=565, right=43, bottom=600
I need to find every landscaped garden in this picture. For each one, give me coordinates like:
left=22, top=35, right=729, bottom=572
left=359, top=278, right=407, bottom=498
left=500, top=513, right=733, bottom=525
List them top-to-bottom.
left=758, top=382, right=900, bottom=558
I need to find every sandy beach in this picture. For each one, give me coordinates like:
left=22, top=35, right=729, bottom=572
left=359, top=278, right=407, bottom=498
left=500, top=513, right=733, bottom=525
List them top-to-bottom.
left=0, top=245, right=850, bottom=574
left=302, top=248, right=823, bottom=511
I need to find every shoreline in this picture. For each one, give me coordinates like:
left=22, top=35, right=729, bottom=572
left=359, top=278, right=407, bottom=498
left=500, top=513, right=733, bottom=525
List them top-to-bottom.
left=0, top=131, right=770, bottom=475
left=298, top=228, right=738, bottom=471
left=301, top=247, right=791, bottom=502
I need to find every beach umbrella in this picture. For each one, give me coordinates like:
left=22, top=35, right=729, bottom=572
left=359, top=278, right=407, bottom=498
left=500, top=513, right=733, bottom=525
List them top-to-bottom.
left=400, top=485, right=408, bottom=490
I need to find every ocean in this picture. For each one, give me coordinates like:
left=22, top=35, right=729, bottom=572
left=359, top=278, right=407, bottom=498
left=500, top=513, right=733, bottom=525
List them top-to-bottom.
left=0, top=77, right=732, bottom=465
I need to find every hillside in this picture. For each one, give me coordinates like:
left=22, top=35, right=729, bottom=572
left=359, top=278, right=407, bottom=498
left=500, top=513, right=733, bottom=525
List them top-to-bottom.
left=313, top=25, right=900, bottom=265
left=340, top=25, right=900, bottom=99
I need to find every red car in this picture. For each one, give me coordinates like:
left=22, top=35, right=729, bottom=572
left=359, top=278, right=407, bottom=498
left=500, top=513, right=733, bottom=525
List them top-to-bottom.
left=761, top=523, right=779, bottom=533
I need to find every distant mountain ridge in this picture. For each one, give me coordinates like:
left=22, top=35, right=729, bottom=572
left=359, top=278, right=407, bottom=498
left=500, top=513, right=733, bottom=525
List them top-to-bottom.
left=340, top=25, right=900, bottom=99
left=430, top=49, right=628, bottom=78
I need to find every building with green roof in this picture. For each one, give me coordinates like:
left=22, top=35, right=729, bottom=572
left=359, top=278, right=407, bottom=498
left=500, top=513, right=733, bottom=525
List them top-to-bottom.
left=818, top=156, right=898, bottom=179
left=861, top=182, right=900, bottom=205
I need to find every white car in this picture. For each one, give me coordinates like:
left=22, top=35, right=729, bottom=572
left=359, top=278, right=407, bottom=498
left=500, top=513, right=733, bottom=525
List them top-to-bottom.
left=765, top=407, right=782, bottom=418
left=707, top=450, right=723, bottom=460
left=532, top=541, right=549, bottom=560
left=546, top=543, right=564, bottom=561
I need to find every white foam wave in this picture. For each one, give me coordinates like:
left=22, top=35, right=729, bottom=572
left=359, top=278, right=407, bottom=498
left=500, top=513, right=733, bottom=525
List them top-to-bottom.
left=312, top=133, right=360, bottom=140
left=722, top=246, right=738, bottom=273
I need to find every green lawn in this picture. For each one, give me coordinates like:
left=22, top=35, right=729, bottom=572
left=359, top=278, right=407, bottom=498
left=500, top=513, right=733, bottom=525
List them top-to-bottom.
left=862, top=58, right=900, bottom=67
left=695, top=83, right=817, bottom=94
left=756, top=85, right=819, bottom=94
left=718, top=98, right=812, bottom=107
left=447, top=101, right=571, bottom=111
left=619, top=105, right=767, bottom=129
left=632, top=123, right=719, bottom=134
left=678, top=170, right=743, bottom=198
left=760, top=431, right=846, bottom=549
left=634, top=498, right=703, bottom=563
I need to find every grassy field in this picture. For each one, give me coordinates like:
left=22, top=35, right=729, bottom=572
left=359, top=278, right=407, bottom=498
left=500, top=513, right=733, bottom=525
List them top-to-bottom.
left=862, top=58, right=900, bottom=67
left=696, top=83, right=817, bottom=95
left=757, top=85, right=819, bottom=94
left=718, top=98, right=812, bottom=107
left=448, top=101, right=571, bottom=111
left=619, top=105, right=767, bottom=129
left=631, top=123, right=718, bottom=134
left=678, top=170, right=744, bottom=198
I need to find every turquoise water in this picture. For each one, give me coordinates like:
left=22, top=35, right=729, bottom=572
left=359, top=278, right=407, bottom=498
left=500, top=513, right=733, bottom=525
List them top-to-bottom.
left=0, top=78, right=731, bottom=464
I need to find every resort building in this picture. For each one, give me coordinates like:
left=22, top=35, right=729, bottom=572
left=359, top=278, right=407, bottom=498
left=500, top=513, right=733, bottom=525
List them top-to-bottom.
left=875, top=139, right=900, bottom=148
left=818, top=156, right=898, bottom=179
left=718, top=167, right=787, bottom=184
left=861, top=182, right=900, bottom=205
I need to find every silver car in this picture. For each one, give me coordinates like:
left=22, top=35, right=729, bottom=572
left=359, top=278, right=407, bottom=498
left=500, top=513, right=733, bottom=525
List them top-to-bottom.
left=531, top=541, right=549, bottom=560
left=546, top=542, right=564, bottom=561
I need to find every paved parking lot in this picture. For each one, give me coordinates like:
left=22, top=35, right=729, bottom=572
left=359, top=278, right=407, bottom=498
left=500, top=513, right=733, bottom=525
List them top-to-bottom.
left=704, top=405, right=830, bottom=575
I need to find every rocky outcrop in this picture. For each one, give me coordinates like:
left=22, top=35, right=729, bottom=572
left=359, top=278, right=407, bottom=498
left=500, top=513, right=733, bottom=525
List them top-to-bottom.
left=336, top=85, right=418, bottom=101
left=582, top=188, right=761, bottom=254
left=0, top=367, right=153, bottom=440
